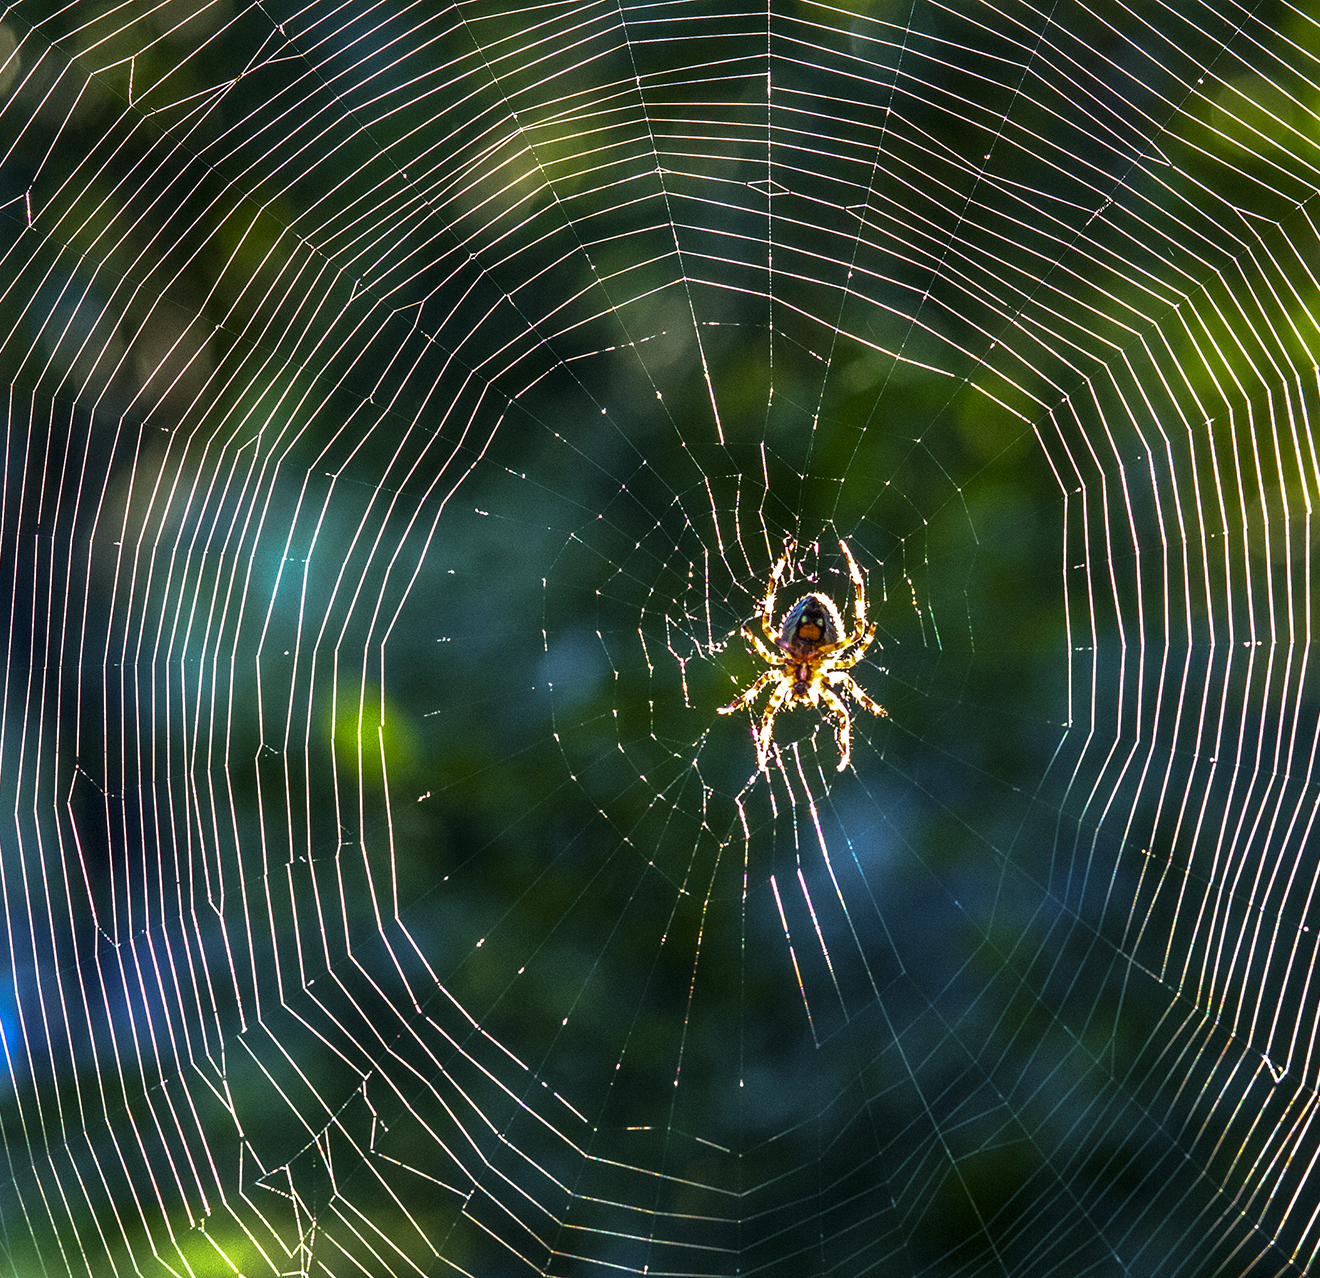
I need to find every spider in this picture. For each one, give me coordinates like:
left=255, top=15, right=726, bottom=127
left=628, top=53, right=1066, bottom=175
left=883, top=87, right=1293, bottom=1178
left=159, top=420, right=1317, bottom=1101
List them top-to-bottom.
left=719, top=538, right=887, bottom=773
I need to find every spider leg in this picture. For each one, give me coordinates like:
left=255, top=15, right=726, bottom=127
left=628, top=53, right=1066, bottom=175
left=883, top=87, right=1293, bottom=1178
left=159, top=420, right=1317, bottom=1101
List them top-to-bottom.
left=840, top=537, right=868, bottom=648
left=758, top=538, right=796, bottom=650
left=813, top=540, right=875, bottom=659
left=825, top=621, right=878, bottom=668
left=742, top=624, right=781, bottom=666
left=718, top=668, right=779, bottom=715
left=828, top=670, right=887, bottom=719
left=754, top=678, right=794, bottom=772
left=817, top=685, right=855, bottom=772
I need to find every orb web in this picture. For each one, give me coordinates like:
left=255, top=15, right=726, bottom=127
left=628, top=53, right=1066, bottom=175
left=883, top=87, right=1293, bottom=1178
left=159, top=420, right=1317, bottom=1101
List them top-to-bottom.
left=1, top=0, right=1319, bottom=1274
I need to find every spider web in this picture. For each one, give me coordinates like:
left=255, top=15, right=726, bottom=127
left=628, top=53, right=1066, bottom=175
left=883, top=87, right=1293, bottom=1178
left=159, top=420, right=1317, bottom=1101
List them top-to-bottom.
left=1, top=0, right=1319, bottom=1273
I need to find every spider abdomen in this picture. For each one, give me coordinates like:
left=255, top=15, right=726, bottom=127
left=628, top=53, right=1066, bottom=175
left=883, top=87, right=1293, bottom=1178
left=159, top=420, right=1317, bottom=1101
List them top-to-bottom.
left=778, top=593, right=843, bottom=655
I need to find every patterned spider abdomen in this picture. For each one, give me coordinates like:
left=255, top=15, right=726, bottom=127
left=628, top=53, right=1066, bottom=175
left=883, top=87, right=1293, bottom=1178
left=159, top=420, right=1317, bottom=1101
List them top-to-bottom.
left=778, top=593, right=842, bottom=655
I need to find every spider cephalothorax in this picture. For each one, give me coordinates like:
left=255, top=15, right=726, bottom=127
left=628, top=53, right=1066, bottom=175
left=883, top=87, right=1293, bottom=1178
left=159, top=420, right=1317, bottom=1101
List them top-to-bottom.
left=719, top=538, right=886, bottom=773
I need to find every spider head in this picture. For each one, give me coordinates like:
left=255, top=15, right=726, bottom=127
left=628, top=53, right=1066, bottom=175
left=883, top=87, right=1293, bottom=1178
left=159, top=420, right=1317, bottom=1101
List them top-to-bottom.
left=778, top=593, right=843, bottom=655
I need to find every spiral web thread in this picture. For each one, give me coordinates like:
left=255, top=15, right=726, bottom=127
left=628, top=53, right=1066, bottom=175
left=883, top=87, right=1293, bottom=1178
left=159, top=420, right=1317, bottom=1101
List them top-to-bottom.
left=3, top=0, right=1320, bottom=1274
